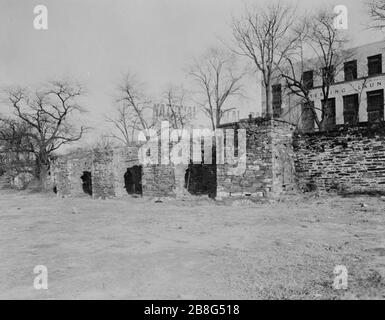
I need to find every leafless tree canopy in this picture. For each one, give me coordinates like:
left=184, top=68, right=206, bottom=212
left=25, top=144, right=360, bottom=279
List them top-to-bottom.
left=368, top=0, right=385, bottom=29
left=232, top=1, right=296, bottom=118
left=280, top=8, right=351, bottom=130
left=279, top=21, right=312, bottom=98
left=189, top=48, right=244, bottom=130
left=107, top=73, right=154, bottom=145
left=3, top=80, right=87, bottom=185
left=162, top=85, right=192, bottom=130
left=106, top=105, right=138, bottom=146
left=0, top=118, right=34, bottom=174
left=0, top=118, right=32, bottom=154
left=90, top=134, right=119, bottom=150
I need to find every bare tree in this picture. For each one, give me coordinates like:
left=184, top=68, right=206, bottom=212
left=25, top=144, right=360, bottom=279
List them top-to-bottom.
left=368, top=0, right=385, bottom=29
left=232, top=1, right=296, bottom=118
left=280, top=8, right=351, bottom=130
left=309, top=9, right=352, bottom=129
left=279, top=20, right=316, bottom=127
left=189, top=48, right=244, bottom=130
left=107, top=72, right=153, bottom=144
left=4, top=80, right=88, bottom=188
left=162, top=85, right=192, bottom=129
left=106, top=105, right=138, bottom=145
left=0, top=117, right=34, bottom=174
left=91, top=134, right=118, bottom=150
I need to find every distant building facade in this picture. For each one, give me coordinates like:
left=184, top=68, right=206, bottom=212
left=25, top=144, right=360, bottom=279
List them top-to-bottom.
left=266, top=40, right=385, bottom=131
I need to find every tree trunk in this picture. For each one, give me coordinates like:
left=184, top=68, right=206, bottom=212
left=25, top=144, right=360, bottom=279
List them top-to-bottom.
left=265, top=84, right=273, bottom=119
left=318, top=101, right=327, bottom=132
left=216, top=107, right=221, bottom=128
left=211, top=110, right=216, bottom=131
left=319, top=118, right=327, bottom=132
left=36, top=153, right=50, bottom=191
left=39, top=164, right=49, bottom=190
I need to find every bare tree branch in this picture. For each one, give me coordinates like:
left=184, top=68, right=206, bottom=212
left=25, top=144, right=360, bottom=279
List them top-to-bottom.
left=367, top=0, right=385, bottom=29
left=232, top=1, right=296, bottom=118
left=280, top=7, right=352, bottom=131
left=189, top=47, right=244, bottom=130
left=108, top=72, right=154, bottom=144
left=3, top=80, right=88, bottom=186
left=161, top=85, right=193, bottom=129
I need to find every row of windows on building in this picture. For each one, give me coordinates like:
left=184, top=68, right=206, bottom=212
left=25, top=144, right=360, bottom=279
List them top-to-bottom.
left=300, top=53, right=384, bottom=90
left=271, top=54, right=385, bottom=127
left=272, top=54, right=384, bottom=102
left=301, top=89, right=384, bottom=130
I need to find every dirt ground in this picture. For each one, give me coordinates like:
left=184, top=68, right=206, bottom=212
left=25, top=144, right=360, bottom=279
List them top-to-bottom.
left=0, top=189, right=384, bottom=299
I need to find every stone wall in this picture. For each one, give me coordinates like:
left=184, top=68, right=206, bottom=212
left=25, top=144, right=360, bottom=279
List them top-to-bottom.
left=217, top=119, right=296, bottom=199
left=50, top=121, right=385, bottom=200
left=271, top=121, right=297, bottom=195
left=293, top=123, right=385, bottom=194
left=139, top=139, right=190, bottom=198
left=140, top=139, right=211, bottom=199
left=51, top=141, right=216, bottom=200
left=51, top=145, right=191, bottom=199
left=52, top=146, right=142, bottom=199
left=112, top=147, right=141, bottom=198
left=92, top=148, right=115, bottom=198
left=51, top=150, right=92, bottom=196
left=1, top=155, right=36, bottom=190
left=142, top=164, right=176, bottom=197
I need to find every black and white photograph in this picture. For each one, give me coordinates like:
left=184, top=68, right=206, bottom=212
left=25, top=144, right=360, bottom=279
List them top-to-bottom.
left=0, top=0, right=384, bottom=306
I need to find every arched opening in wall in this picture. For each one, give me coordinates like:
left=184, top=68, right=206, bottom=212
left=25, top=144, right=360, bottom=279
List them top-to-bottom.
left=184, top=146, right=216, bottom=199
left=185, top=163, right=217, bottom=198
left=124, top=165, right=143, bottom=196
left=80, top=171, right=92, bottom=196
left=53, top=186, right=57, bottom=194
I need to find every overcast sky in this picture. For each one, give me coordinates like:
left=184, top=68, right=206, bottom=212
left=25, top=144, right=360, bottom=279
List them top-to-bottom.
left=0, top=0, right=383, bottom=143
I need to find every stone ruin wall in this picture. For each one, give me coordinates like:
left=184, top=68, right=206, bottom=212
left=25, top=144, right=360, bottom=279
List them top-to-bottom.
left=216, top=119, right=296, bottom=199
left=48, top=120, right=385, bottom=200
left=49, top=120, right=298, bottom=201
left=293, top=123, right=385, bottom=194
left=50, top=145, right=190, bottom=199
left=51, top=150, right=93, bottom=197
left=142, top=164, right=176, bottom=198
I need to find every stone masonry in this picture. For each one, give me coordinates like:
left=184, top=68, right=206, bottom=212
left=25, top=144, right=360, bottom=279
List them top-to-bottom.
left=216, top=119, right=296, bottom=199
left=48, top=120, right=385, bottom=200
left=293, top=122, right=385, bottom=194
left=50, top=145, right=192, bottom=199
left=51, top=150, right=93, bottom=197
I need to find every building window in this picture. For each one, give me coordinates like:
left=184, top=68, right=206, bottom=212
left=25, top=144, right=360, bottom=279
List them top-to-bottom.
left=368, top=54, right=382, bottom=76
left=344, top=60, right=357, bottom=81
left=322, top=66, right=335, bottom=85
left=302, top=70, right=314, bottom=90
left=272, top=84, right=282, bottom=117
left=367, top=89, right=384, bottom=122
left=343, top=94, right=359, bottom=125
left=321, top=98, right=336, bottom=130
